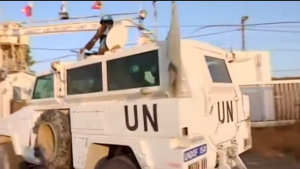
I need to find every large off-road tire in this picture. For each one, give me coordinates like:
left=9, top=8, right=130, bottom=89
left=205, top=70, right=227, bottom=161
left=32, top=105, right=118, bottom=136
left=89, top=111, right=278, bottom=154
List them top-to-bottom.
left=32, top=110, right=72, bottom=169
left=96, top=156, right=138, bottom=169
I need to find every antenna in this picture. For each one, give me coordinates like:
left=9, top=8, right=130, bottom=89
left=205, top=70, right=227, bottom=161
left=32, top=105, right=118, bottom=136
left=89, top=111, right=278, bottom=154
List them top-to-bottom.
left=153, top=1, right=158, bottom=41
left=137, top=2, right=144, bottom=37
left=139, top=2, right=143, bottom=11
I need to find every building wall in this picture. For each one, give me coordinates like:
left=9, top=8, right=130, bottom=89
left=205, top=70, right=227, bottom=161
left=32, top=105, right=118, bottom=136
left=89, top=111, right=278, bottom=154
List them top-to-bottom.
left=0, top=22, right=29, bottom=45
left=0, top=72, right=35, bottom=118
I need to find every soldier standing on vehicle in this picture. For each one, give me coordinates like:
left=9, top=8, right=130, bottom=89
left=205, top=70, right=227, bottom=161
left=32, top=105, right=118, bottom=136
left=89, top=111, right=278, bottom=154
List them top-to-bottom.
left=80, top=15, right=114, bottom=55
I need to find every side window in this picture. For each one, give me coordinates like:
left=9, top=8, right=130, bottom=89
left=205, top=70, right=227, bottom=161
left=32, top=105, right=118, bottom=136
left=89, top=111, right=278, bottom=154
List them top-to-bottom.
left=107, top=50, right=160, bottom=91
left=205, top=56, right=232, bottom=83
left=67, top=63, right=103, bottom=95
left=32, top=74, right=54, bottom=99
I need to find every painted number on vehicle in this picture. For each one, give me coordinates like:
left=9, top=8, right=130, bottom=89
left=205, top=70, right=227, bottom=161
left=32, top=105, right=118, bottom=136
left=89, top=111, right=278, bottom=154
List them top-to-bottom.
left=183, top=144, right=207, bottom=162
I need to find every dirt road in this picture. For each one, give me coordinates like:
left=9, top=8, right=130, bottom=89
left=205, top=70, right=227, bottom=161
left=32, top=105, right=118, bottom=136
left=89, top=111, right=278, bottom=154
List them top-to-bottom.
left=242, top=123, right=300, bottom=169
left=0, top=142, right=26, bottom=169
left=241, top=152, right=300, bottom=169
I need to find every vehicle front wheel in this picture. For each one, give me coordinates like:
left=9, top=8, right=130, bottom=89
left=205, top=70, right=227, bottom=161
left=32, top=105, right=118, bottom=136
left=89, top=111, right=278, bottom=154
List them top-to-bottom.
left=32, top=110, right=72, bottom=169
left=96, top=156, right=138, bottom=169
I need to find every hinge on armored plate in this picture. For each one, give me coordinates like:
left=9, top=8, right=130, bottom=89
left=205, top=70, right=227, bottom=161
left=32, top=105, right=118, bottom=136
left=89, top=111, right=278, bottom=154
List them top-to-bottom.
left=233, top=89, right=239, bottom=101
left=234, top=96, right=239, bottom=101
left=209, top=105, right=214, bottom=115
left=235, top=121, right=240, bottom=128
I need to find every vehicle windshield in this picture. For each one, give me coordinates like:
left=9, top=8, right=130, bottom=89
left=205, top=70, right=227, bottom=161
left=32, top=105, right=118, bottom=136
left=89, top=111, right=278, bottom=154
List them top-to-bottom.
left=107, top=50, right=160, bottom=91
left=205, top=56, right=232, bottom=83
left=67, top=63, right=103, bottom=95
left=32, top=74, right=54, bottom=99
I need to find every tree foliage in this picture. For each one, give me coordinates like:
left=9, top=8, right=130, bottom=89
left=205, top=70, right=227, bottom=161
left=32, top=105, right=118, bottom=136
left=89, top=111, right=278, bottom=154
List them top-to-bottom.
left=25, top=47, right=35, bottom=67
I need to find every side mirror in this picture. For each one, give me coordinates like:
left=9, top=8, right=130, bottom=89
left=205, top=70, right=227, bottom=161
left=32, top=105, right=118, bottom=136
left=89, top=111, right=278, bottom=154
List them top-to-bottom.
left=226, top=52, right=235, bottom=63
left=227, top=52, right=252, bottom=63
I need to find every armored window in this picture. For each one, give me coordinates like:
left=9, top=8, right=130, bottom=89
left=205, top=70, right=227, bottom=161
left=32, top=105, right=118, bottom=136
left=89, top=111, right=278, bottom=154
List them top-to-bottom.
left=107, top=50, right=160, bottom=91
left=205, top=56, right=232, bottom=83
left=67, top=63, right=103, bottom=95
left=32, top=74, right=54, bottom=99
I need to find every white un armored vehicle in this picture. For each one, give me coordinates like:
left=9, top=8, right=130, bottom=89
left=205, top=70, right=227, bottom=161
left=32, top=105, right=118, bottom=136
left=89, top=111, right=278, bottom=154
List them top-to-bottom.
left=0, top=2, right=251, bottom=169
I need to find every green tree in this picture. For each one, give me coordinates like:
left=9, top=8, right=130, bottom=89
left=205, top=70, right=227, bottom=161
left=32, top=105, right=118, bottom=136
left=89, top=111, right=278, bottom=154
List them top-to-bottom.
left=24, top=46, right=36, bottom=74
left=25, top=47, right=35, bottom=67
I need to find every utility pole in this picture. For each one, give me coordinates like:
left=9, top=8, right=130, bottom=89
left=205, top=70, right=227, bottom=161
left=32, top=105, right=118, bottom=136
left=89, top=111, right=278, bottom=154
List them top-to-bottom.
left=241, top=16, right=249, bottom=51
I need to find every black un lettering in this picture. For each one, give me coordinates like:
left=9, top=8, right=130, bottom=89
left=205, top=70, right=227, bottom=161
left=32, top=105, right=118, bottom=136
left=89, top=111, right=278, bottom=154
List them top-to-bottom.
left=217, top=101, right=234, bottom=124
left=226, top=101, right=233, bottom=123
left=218, top=102, right=225, bottom=123
left=124, top=104, right=159, bottom=132
left=143, top=104, right=158, bottom=132
left=124, top=105, right=138, bottom=131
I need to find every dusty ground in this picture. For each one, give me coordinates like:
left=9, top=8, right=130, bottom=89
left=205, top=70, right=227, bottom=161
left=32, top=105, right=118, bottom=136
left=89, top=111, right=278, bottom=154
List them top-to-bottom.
left=241, top=122, right=300, bottom=169
left=0, top=142, right=26, bottom=169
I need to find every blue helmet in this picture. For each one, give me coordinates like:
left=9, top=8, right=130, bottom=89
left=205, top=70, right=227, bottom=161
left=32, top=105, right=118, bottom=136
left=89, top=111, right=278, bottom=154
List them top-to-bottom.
left=100, top=15, right=114, bottom=25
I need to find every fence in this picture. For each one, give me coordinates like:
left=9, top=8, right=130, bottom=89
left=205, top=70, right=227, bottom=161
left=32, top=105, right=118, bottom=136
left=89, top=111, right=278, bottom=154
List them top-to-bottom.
left=240, top=80, right=300, bottom=122
left=274, top=82, right=300, bottom=120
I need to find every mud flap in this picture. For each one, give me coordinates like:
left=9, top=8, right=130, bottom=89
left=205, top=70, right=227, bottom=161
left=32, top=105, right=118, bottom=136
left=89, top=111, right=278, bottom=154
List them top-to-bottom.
left=22, top=146, right=41, bottom=165
left=218, top=150, right=231, bottom=169
left=233, top=156, right=247, bottom=169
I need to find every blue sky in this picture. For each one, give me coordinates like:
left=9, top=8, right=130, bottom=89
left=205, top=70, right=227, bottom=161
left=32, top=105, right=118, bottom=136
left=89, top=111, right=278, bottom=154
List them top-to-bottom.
left=0, top=1, right=299, bottom=77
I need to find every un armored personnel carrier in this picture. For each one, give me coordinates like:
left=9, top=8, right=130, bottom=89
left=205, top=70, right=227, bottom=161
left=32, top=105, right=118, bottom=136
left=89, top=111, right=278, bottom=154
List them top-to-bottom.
left=0, top=2, right=252, bottom=169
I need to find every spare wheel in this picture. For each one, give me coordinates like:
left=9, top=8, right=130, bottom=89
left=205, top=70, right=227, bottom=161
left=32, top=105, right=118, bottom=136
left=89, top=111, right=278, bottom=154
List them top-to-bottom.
left=32, top=109, right=72, bottom=169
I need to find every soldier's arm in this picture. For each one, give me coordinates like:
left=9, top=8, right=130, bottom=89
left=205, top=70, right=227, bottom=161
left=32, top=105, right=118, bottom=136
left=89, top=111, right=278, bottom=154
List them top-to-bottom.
left=84, top=25, right=107, bottom=51
left=84, top=29, right=100, bottom=51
